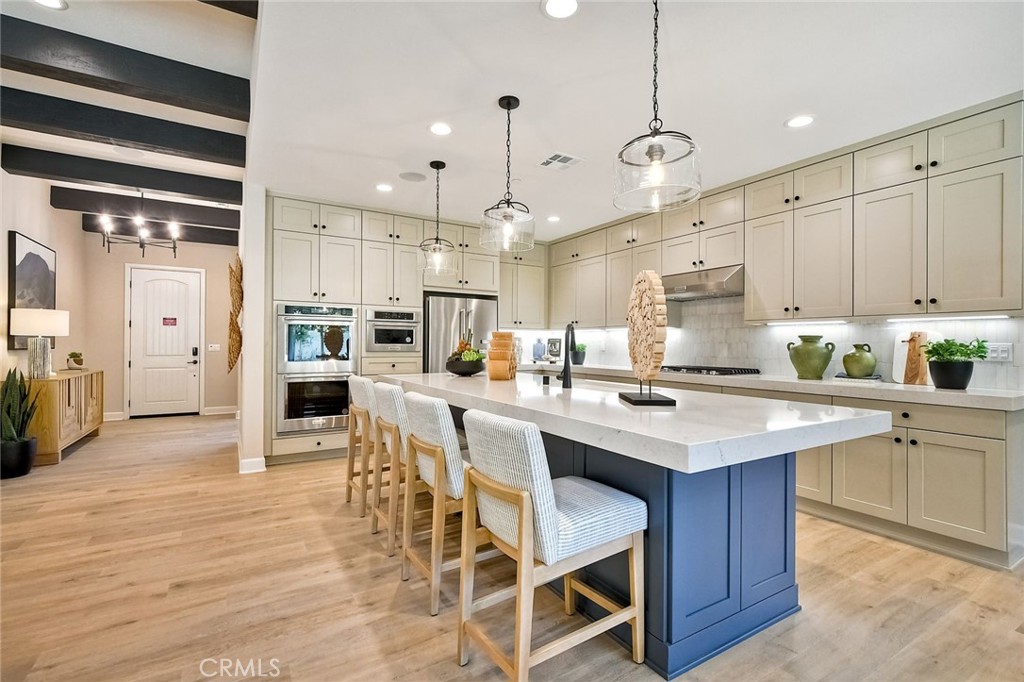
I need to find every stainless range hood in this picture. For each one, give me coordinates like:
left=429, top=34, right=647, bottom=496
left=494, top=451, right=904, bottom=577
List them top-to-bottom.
left=661, top=265, right=744, bottom=301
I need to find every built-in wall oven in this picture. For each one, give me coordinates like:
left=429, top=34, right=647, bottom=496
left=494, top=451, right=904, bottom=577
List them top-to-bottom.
left=275, top=304, right=358, bottom=436
left=364, top=308, right=422, bottom=353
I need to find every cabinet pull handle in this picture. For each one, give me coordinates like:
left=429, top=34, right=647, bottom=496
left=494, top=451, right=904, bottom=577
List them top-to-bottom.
left=929, top=161, right=938, bottom=168
left=914, top=164, right=923, bottom=171
left=794, top=195, right=801, bottom=201
left=784, top=198, right=791, bottom=204
left=914, top=298, right=922, bottom=305
left=929, top=298, right=937, bottom=304
left=901, top=412, right=910, bottom=419
left=894, top=436, right=902, bottom=444
left=909, top=439, right=918, bottom=446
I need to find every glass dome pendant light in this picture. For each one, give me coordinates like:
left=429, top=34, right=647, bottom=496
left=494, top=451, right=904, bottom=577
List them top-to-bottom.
left=613, top=0, right=701, bottom=212
left=481, top=95, right=535, bottom=252
left=419, top=160, right=458, bottom=276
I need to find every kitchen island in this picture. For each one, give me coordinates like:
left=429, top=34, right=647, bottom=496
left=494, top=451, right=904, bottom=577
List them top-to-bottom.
left=384, top=373, right=891, bottom=678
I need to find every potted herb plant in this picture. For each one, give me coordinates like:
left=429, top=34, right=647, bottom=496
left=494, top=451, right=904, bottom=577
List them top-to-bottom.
left=922, top=338, right=988, bottom=390
left=570, top=342, right=587, bottom=365
left=67, top=351, right=84, bottom=370
left=1, top=369, right=39, bottom=479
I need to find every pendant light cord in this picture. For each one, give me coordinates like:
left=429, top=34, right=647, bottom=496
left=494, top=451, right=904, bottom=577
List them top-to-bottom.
left=651, top=0, right=659, bottom=133
left=504, top=107, right=513, bottom=202
left=434, top=166, right=442, bottom=242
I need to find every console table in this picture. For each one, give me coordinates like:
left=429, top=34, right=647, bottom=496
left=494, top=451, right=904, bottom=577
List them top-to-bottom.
left=28, top=370, right=104, bottom=465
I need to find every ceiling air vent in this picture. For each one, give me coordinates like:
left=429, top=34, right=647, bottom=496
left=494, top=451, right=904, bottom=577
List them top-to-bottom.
left=539, top=152, right=583, bottom=170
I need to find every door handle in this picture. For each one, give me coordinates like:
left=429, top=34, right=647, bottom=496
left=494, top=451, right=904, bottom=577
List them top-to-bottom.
left=187, top=360, right=199, bottom=365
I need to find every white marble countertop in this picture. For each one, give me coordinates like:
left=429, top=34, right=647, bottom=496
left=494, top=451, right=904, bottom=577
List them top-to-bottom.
left=518, top=363, right=1024, bottom=411
left=382, top=373, right=891, bottom=475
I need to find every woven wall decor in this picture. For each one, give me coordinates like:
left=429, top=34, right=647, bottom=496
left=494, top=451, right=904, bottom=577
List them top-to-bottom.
left=228, top=253, right=243, bottom=373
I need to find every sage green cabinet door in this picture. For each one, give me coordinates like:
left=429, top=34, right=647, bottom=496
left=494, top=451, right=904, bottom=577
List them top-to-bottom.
left=927, top=102, right=1023, bottom=176
left=854, top=132, right=928, bottom=193
left=793, top=154, right=853, bottom=208
left=927, top=158, right=1023, bottom=313
left=745, top=172, right=793, bottom=220
left=853, top=181, right=928, bottom=316
left=699, top=187, right=744, bottom=229
left=272, top=197, right=319, bottom=235
left=792, top=197, right=852, bottom=319
left=663, top=202, right=700, bottom=240
left=744, top=213, right=793, bottom=321
left=273, top=230, right=318, bottom=302
left=662, top=234, right=700, bottom=275
left=319, top=236, right=361, bottom=304
left=575, top=256, right=607, bottom=328
left=549, top=262, right=577, bottom=327
left=833, top=428, right=908, bottom=524
left=907, top=430, right=1006, bottom=550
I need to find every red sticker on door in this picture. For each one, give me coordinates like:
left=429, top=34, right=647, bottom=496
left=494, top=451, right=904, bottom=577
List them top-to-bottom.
left=162, top=317, right=177, bottom=326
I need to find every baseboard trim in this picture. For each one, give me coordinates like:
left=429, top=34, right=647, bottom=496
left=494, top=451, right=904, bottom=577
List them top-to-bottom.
left=203, top=405, right=239, bottom=416
left=103, top=411, right=127, bottom=421
left=238, top=457, right=267, bottom=475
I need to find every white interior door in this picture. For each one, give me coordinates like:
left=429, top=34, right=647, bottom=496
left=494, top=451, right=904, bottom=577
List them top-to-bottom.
left=129, top=268, right=202, bottom=416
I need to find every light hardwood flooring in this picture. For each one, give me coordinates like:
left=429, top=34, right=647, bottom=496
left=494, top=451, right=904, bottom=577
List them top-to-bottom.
left=2, top=415, right=1022, bottom=682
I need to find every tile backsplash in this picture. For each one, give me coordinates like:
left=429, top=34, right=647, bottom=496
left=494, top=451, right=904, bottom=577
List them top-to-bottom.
left=510, top=298, right=1024, bottom=391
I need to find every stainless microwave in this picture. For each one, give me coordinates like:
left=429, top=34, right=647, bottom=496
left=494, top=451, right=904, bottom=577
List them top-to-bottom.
left=364, top=308, right=421, bottom=353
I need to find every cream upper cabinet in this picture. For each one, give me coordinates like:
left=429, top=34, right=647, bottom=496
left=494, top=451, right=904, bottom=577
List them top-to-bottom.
left=927, top=103, right=1023, bottom=176
left=854, top=132, right=928, bottom=193
left=793, top=155, right=853, bottom=208
left=927, top=158, right=1023, bottom=313
left=745, top=172, right=793, bottom=220
left=853, top=181, right=928, bottom=316
left=699, top=187, right=744, bottom=229
left=272, top=197, right=320, bottom=235
left=792, top=198, right=853, bottom=319
left=663, top=202, right=700, bottom=240
left=319, top=205, right=361, bottom=238
left=363, top=212, right=395, bottom=243
left=631, top=213, right=662, bottom=246
left=744, top=213, right=794, bottom=321
left=393, top=216, right=423, bottom=247
left=606, top=221, right=634, bottom=253
left=432, top=222, right=463, bottom=249
left=699, top=223, right=744, bottom=270
left=461, top=225, right=491, bottom=255
left=273, top=230, right=319, bottom=301
left=578, top=230, right=607, bottom=260
left=662, top=234, right=700, bottom=275
left=319, top=236, right=361, bottom=303
left=550, top=239, right=578, bottom=267
left=361, top=241, right=393, bottom=306
left=501, top=243, right=547, bottom=267
left=393, top=244, right=422, bottom=305
left=606, top=250, right=633, bottom=326
left=462, top=253, right=500, bottom=293
left=575, top=256, right=607, bottom=328
left=498, top=262, right=515, bottom=328
left=549, top=262, right=577, bottom=327
left=503, top=263, right=547, bottom=329
left=833, top=428, right=908, bottom=524
left=907, top=430, right=1006, bottom=551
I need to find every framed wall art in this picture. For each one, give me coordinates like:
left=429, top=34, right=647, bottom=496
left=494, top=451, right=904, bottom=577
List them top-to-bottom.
left=7, top=231, right=57, bottom=350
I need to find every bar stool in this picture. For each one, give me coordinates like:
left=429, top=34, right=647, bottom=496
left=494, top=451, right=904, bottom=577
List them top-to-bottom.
left=345, top=375, right=380, bottom=517
left=370, top=382, right=412, bottom=557
left=459, top=409, right=647, bottom=681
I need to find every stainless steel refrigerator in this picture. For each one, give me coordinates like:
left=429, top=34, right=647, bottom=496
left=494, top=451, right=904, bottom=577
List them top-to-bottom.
left=423, top=292, right=499, bottom=373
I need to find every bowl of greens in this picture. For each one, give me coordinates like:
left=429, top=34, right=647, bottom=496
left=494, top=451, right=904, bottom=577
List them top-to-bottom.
left=446, top=333, right=486, bottom=376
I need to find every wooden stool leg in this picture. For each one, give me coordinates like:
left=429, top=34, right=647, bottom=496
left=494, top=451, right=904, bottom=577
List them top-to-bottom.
left=345, top=425, right=357, bottom=503
left=370, top=430, right=386, bottom=534
left=385, top=432, right=401, bottom=557
left=358, top=436, right=373, bottom=518
left=401, top=454, right=419, bottom=581
left=458, top=474, right=478, bottom=666
left=429, top=480, right=446, bottom=616
left=629, top=530, right=645, bottom=664
left=512, top=560, right=536, bottom=682
left=563, top=571, right=577, bottom=615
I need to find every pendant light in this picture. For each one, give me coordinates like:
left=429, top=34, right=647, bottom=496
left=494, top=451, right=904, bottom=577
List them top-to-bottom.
left=613, top=0, right=701, bottom=212
left=481, top=95, right=535, bottom=252
left=419, top=160, right=458, bottom=276
left=98, top=191, right=179, bottom=258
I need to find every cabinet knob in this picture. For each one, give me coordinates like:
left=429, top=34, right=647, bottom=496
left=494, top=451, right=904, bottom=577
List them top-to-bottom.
left=929, top=161, right=938, bottom=168
left=914, top=164, right=923, bottom=171
left=794, top=195, right=801, bottom=201
left=784, top=198, right=791, bottom=204
left=692, top=222, right=698, bottom=227
left=313, top=224, right=319, bottom=229
left=388, top=233, right=393, bottom=238
left=395, top=234, right=400, bottom=239
left=626, top=240, right=631, bottom=244
left=698, top=260, right=704, bottom=266
left=692, top=261, right=698, bottom=267
left=458, top=280, right=463, bottom=284
left=313, top=292, right=319, bottom=297
left=321, top=292, right=326, bottom=297
left=388, top=296, right=393, bottom=301
left=395, top=297, right=400, bottom=302
left=914, top=298, right=922, bottom=305
left=929, top=298, right=937, bottom=304
left=793, top=306, right=800, bottom=312
left=784, top=307, right=790, bottom=312
left=391, top=364, right=396, bottom=368
left=901, top=412, right=910, bottom=419
left=894, top=436, right=902, bottom=444
left=909, top=438, right=919, bottom=446
left=316, top=441, right=322, bottom=447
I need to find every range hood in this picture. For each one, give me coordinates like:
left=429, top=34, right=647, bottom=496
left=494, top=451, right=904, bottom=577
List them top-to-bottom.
left=661, top=265, right=744, bottom=301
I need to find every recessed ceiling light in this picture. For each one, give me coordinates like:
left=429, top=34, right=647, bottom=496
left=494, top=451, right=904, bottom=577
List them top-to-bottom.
left=33, top=0, right=68, bottom=9
left=541, top=0, right=578, bottom=19
left=784, top=115, right=815, bottom=129
left=430, top=122, right=452, bottom=136
left=399, top=172, right=427, bottom=183
left=376, top=183, right=393, bottom=192
left=547, top=216, right=561, bottom=223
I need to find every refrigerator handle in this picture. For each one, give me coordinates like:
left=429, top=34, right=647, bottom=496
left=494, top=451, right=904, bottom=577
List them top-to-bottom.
left=459, top=309, right=465, bottom=341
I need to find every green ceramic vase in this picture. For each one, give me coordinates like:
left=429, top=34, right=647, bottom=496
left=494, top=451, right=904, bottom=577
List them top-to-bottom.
left=787, top=335, right=835, bottom=380
left=842, top=343, right=877, bottom=378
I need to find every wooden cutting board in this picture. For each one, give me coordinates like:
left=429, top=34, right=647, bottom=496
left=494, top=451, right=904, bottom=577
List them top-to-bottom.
left=892, top=331, right=932, bottom=385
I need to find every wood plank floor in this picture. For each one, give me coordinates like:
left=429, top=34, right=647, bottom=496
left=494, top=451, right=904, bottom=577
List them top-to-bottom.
left=2, top=415, right=1021, bottom=682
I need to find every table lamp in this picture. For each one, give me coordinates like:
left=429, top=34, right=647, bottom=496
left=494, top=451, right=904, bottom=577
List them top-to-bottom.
left=10, top=308, right=70, bottom=379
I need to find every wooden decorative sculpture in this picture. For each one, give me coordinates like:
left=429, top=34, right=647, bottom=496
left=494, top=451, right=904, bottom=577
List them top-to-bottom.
left=228, top=253, right=243, bottom=373
left=620, top=270, right=675, bottom=406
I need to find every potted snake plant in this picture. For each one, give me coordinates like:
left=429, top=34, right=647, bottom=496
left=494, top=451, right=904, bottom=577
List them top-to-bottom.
left=922, top=338, right=988, bottom=390
left=1, top=369, right=39, bottom=479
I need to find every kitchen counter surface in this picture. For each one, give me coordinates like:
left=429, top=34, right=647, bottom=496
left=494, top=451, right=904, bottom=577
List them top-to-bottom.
left=518, top=363, right=1024, bottom=411
left=382, top=373, right=890, bottom=474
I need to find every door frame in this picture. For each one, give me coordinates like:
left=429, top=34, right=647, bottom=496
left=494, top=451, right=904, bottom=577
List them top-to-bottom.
left=123, top=263, right=207, bottom=418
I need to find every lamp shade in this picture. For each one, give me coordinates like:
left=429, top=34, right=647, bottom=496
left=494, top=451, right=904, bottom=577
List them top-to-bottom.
left=10, top=308, right=70, bottom=337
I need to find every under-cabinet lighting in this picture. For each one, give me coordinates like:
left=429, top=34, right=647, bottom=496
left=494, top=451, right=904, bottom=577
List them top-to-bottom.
left=886, top=315, right=1010, bottom=323
left=765, top=320, right=848, bottom=327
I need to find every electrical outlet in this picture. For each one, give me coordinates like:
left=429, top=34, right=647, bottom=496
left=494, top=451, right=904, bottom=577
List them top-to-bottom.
left=986, top=342, right=1013, bottom=362
left=208, top=343, right=221, bottom=352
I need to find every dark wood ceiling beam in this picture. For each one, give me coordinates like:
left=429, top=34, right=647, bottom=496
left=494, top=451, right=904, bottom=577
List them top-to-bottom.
left=199, top=1, right=258, bottom=20
left=0, top=16, right=250, bottom=121
left=1, top=87, right=246, bottom=168
left=2, top=145, right=243, bottom=205
left=51, top=187, right=240, bottom=230
left=82, top=215, right=239, bottom=247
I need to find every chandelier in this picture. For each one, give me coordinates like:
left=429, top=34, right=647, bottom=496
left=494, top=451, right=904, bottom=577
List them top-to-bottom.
left=98, top=192, right=179, bottom=258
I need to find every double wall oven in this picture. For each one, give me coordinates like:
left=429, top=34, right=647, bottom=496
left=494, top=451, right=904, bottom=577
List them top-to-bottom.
left=275, top=304, right=357, bottom=436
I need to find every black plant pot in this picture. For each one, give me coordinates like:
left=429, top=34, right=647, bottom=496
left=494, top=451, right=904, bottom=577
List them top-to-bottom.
left=570, top=351, right=586, bottom=365
left=445, top=359, right=485, bottom=377
left=928, top=360, right=975, bottom=390
left=1, top=437, right=38, bottom=479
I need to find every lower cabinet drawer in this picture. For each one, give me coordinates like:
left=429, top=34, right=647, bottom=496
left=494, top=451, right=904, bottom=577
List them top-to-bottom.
left=361, top=356, right=422, bottom=376
left=834, top=396, right=1004, bottom=440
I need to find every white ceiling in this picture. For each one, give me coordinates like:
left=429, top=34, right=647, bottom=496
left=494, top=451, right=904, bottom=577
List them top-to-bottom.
left=247, top=1, right=1023, bottom=240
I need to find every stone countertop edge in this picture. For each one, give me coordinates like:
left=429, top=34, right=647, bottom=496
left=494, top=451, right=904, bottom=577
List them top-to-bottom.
left=517, top=364, right=1024, bottom=411
left=381, top=374, right=892, bottom=475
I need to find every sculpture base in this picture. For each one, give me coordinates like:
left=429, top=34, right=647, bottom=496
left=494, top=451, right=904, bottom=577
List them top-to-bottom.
left=619, top=392, right=676, bottom=407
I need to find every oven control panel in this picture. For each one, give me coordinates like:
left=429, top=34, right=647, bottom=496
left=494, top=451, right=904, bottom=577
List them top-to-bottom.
left=279, top=304, right=355, bottom=317
left=367, top=309, right=420, bottom=321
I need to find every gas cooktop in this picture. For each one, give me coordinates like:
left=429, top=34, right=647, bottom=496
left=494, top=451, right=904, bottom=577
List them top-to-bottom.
left=660, top=366, right=761, bottom=376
